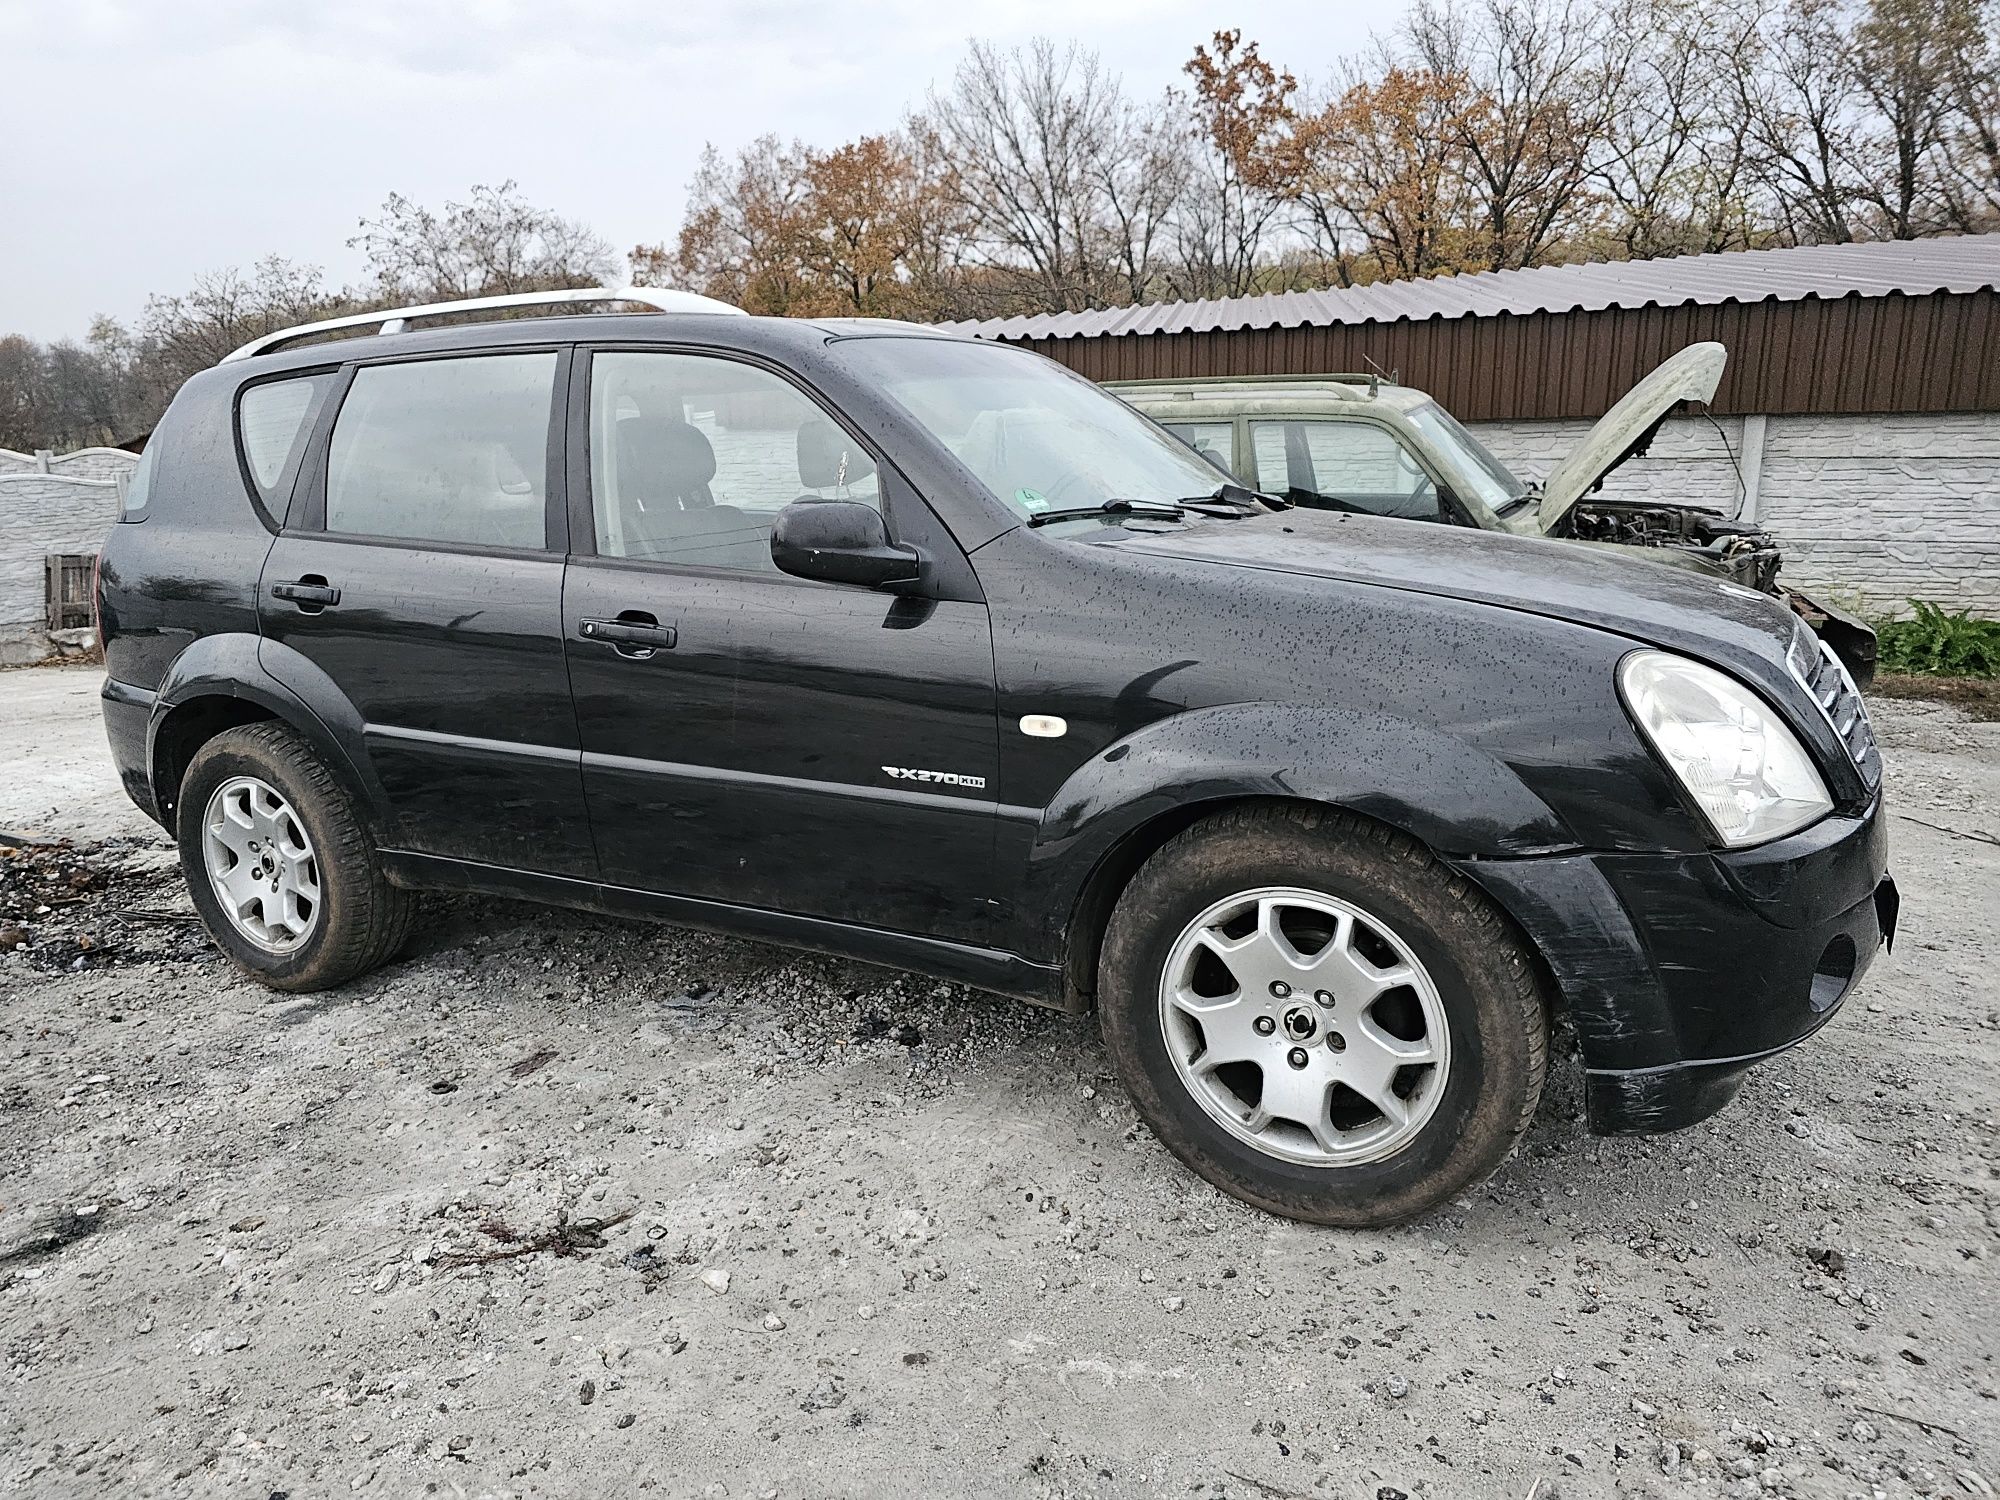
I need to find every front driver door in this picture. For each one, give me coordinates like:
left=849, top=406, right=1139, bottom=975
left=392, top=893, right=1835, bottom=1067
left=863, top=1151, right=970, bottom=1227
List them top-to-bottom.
left=562, top=347, right=1000, bottom=945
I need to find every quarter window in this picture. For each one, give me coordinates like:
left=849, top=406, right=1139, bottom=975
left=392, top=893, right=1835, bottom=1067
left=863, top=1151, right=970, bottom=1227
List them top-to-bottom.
left=589, top=351, right=880, bottom=570
left=325, top=353, right=556, bottom=549
left=238, top=373, right=334, bottom=510
left=1250, top=419, right=1444, bottom=522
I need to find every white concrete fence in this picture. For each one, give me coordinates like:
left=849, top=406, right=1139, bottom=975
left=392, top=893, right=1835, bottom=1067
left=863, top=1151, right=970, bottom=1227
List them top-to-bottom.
left=2, top=411, right=1996, bottom=666
left=1465, top=411, right=2000, bottom=618
left=0, top=447, right=134, bottom=666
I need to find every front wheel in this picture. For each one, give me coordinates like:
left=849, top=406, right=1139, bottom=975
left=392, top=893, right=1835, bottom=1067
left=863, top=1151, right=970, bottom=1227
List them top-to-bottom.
left=1097, top=803, right=1547, bottom=1227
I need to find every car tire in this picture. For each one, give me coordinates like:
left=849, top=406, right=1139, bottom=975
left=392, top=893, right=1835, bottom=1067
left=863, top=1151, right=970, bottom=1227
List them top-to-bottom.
left=176, top=722, right=413, bottom=992
left=1097, top=802, right=1546, bottom=1227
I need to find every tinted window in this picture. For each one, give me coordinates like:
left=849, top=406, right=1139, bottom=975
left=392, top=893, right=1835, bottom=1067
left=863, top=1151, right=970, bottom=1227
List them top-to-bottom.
left=589, top=351, right=879, bottom=570
left=326, top=353, right=556, bottom=548
left=238, top=374, right=333, bottom=506
left=1251, top=419, right=1443, bottom=522
left=1163, top=421, right=1236, bottom=475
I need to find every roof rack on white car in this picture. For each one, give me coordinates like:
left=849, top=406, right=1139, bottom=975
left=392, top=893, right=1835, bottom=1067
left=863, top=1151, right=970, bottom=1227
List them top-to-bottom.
left=220, top=285, right=746, bottom=364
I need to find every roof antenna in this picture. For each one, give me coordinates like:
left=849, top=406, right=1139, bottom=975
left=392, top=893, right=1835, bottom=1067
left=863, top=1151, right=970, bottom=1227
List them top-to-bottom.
left=1360, top=352, right=1395, bottom=397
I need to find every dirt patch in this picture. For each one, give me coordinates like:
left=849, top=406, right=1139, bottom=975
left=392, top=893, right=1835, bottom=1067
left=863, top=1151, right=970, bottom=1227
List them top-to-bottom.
left=1869, top=673, right=2000, bottom=721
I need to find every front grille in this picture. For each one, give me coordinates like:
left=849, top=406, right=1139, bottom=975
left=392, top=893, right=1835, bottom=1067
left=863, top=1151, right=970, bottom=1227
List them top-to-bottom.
left=1789, top=626, right=1882, bottom=792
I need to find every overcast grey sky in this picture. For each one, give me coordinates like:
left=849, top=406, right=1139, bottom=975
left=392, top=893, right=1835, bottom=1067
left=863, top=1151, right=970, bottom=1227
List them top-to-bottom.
left=0, top=1, right=1405, bottom=343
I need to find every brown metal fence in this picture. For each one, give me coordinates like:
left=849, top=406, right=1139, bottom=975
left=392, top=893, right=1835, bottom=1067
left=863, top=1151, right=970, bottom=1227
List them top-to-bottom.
left=1000, top=290, right=2000, bottom=421
left=45, top=553, right=95, bottom=632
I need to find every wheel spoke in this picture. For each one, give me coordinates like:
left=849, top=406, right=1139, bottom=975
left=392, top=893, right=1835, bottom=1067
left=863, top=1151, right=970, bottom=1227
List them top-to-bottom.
left=208, top=811, right=254, bottom=858
left=1309, top=917, right=1415, bottom=1008
left=1172, top=993, right=1269, bottom=1072
left=1338, top=1014, right=1439, bottom=1125
left=1257, top=1062, right=1335, bottom=1140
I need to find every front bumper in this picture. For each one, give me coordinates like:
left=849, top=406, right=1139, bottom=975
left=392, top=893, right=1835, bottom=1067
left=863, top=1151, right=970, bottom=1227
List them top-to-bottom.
left=1457, top=799, right=1895, bottom=1133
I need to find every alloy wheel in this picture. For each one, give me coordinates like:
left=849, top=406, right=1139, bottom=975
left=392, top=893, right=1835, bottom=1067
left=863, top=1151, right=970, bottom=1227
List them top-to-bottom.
left=201, top=775, right=322, bottom=953
left=1157, top=886, right=1451, bottom=1166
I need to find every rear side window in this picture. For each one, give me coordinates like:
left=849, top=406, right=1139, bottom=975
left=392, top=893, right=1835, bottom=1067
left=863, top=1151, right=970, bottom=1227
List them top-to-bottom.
left=326, top=353, right=556, bottom=549
left=238, top=375, right=335, bottom=511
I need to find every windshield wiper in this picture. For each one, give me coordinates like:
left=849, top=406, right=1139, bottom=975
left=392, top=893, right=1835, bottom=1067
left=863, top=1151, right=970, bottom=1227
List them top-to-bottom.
left=1176, top=482, right=1289, bottom=516
left=1023, top=485, right=1287, bottom=529
left=1024, top=498, right=1186, bottom=528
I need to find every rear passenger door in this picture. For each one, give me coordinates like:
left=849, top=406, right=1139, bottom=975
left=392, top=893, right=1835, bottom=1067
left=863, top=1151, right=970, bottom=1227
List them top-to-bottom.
left=562, top=347, right=1000, bottom=944
left=257, top=348, right=596, bottom=878
left=1249, top=419, right=1452, bottom=522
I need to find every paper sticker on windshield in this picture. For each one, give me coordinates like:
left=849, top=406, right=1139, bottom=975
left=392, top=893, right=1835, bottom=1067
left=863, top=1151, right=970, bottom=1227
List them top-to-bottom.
left=1015, top=488, right=1050, bottom=514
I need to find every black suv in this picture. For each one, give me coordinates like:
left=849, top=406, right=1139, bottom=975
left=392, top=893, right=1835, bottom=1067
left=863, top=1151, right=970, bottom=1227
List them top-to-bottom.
left=97, top=293, right=1898, bottom=1226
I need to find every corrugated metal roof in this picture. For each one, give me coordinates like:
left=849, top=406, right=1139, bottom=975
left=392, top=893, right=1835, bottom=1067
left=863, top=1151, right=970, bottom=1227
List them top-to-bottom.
left=937, top=233, right=2000, bottom=340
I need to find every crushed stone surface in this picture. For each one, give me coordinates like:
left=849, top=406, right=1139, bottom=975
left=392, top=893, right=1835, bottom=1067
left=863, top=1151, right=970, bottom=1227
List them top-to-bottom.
left=0, top=673, right=1995, bottom=1498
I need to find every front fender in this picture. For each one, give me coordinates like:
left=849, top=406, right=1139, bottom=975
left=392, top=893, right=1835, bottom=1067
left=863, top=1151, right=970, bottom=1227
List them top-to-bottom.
left=148, top=632, right=391, bottom=832
left=1016, top=701, right=1579, bottom=956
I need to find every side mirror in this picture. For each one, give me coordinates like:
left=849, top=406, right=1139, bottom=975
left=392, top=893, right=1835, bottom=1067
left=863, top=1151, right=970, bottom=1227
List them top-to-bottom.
left=770, top=500, right=921, bottom=588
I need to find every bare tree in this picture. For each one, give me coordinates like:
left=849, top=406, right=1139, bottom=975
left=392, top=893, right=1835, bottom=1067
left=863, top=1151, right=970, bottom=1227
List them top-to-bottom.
left=1407, top=0, right=1615, bottom=269
left=1591, top=0, right=1765, bottom=256
left=1741, top=0, right=1868, bottom=242
left=1842, top=0, right=1983, bottom=237
left=1939, top=0, right=2000, bottom=228
left=918, top=39, right=1150, bottom=314
left=1097, top=102, right=1191, bottom=304
left=352, top=181, right=616, bottom=302
left=138, top=256, right=338, bottom=384
left=0, top=335, right=49, bottom=452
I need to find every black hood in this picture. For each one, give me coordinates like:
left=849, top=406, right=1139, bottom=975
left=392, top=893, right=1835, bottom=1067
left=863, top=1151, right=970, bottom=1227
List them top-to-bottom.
left=1111, top=507, right=1803, bottom=694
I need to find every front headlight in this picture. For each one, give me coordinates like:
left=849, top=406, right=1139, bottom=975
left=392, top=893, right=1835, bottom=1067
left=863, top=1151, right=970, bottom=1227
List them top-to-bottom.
left=1619, top=651, right=1833, bottom=848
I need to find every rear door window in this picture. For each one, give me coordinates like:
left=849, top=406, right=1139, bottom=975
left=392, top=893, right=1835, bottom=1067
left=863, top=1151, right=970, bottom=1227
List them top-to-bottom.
left=326, top=353, right=558, bottom=549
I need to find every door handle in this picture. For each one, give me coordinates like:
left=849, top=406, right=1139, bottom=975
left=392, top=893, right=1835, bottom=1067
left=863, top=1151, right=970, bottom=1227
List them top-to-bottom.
left=271, top=578, right=341, bottom=610
left=579, top=616, right=677, bottom=656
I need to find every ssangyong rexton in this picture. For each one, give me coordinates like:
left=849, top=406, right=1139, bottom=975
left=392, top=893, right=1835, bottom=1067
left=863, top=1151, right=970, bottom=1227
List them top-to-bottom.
left=96, top=288, right=1897, bottom=1226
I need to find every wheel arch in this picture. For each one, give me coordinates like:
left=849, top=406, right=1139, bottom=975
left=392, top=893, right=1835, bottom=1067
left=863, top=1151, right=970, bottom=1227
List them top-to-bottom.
left=147, top=633, right=390, bottom=838
left=1031, top=702, right=1578, bottom=1006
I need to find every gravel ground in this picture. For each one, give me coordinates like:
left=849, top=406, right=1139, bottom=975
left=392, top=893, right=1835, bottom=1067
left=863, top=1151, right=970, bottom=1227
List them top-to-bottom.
left=0, top=665, right=1995, bottom=1499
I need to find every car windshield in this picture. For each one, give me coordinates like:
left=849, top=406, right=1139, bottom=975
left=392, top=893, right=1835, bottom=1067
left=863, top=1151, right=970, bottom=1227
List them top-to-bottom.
left=831, top=336, right=1232, bottom=524
left=1404, top=401, right=1530, bottom=513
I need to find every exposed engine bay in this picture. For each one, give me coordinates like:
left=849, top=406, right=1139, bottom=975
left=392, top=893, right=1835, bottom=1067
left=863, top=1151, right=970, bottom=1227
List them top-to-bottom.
left=1555, top=500, right=1876, bottom=683
left=1557, top=500, right=1784, bottom=593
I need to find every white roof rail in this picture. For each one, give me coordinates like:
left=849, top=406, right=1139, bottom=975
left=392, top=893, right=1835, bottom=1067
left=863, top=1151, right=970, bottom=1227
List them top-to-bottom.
left=220, top=285, right=747, bottom=364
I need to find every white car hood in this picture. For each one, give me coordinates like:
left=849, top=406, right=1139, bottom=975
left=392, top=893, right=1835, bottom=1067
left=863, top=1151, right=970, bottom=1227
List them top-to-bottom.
left=1536, top=342, right=1728, bottom=528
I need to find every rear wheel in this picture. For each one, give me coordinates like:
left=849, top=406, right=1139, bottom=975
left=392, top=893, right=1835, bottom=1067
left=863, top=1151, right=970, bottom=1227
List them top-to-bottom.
left=177, top=723, right=412, bottom=991
left=1097, top=803, right=1546, bottom=1227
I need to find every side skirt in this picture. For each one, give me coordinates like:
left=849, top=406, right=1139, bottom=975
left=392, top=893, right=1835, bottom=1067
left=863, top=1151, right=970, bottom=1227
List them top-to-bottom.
left=379, top=850, right=1077, bottom=1012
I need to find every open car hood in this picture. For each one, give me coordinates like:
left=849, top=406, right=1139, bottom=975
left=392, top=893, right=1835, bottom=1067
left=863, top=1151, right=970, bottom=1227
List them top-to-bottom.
left=1536, top=342, right=1727, bottom=529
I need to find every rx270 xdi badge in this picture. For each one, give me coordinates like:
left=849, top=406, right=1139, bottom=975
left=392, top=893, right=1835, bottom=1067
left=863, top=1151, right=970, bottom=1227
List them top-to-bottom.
left=96, top=287, right=1896, bottom=1228
left=883, top=766, right=988, bottom=790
